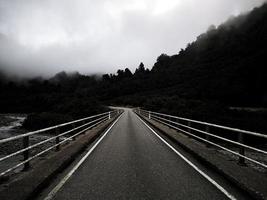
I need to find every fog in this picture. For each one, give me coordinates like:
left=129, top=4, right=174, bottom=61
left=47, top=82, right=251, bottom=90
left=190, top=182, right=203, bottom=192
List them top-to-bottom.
left=0, top=0, right=266, bottom=77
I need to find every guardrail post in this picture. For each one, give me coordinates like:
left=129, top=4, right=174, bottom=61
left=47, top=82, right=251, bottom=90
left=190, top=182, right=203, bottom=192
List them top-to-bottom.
left=109, top=111, right=111, bottom=119
left=148, top=111, right=151, bottom=119
left=168, top=116, right=172, bottom=126
left=176, top=119, right=179, bottom=128
left=82, top=120, right=86, bottom=134
left=187, top=121, right=191, bottom=133
left=72, top=124, right=76, bottom=140
left=205, top=125, right=211, bottom=148
left=55, top=128, right=60, bottom=151
left=238, top=133, right=246, bottom=166
left=22, top=136, right=30, bottom=171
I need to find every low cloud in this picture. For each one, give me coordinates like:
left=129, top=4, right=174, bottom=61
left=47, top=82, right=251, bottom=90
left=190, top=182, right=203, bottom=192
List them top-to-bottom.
left=0, top=0, right=266, bottom=77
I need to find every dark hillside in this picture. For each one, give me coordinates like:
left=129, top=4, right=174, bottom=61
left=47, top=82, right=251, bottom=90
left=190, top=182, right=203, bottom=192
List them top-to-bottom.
left=0, top=3, right=267, bottom=132
left=99, top=4, right=267, bottom=108
left=102, top=4, right=267, bottom=132
left=146, top=4, right=267, bottom=106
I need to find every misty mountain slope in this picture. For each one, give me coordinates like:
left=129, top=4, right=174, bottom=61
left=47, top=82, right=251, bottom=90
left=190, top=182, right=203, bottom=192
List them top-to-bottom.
left=1, top=3, right=267, bottom=132
left=98, top=3, right=267, bottom=108
left=99, top=3, right=267, bottom=132
left=145, top=3, right=267, bottom=106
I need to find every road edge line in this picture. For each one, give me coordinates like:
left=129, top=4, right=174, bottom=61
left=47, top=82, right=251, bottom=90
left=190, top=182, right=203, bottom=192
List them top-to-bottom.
left=43, top=113, right=123, bottom=200
left=135, top=113, right=237, bottom=200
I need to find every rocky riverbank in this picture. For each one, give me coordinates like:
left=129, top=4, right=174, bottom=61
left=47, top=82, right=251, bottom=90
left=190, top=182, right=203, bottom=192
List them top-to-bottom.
left=0, top=114, right=56, bottom=178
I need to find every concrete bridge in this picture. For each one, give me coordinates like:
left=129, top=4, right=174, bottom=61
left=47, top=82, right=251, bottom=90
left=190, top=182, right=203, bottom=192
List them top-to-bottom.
left=0, top=108, right=266, bottom=200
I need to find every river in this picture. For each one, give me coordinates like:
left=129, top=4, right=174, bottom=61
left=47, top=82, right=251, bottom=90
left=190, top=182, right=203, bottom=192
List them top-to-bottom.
left=0, top=114, right=27, bottom=140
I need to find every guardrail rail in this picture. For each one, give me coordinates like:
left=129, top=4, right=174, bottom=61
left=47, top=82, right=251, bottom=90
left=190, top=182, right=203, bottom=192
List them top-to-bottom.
left=135, top=109, right=267, bottom=169
left=0, top=110, right=122, bottom=178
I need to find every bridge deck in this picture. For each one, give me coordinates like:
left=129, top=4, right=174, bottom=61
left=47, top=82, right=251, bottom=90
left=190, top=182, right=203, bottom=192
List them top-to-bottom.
left=41, top=108, right=239, bottom=200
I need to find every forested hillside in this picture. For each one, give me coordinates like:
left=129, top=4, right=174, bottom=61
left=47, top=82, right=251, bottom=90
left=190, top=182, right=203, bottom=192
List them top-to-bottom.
left=0, top=3, right=266, bottom=132
left=99, top=3, right=267, bottom=132
left=101, top=3, right=267, bottom=107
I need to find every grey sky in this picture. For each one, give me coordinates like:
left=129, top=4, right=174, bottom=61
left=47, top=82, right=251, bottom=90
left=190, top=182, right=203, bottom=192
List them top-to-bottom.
left=0, top=0, right=266, bottom=77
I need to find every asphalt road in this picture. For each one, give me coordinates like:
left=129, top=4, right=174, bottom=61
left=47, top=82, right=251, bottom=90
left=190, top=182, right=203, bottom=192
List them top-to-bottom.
left=48, top=108, right=234, bottom=200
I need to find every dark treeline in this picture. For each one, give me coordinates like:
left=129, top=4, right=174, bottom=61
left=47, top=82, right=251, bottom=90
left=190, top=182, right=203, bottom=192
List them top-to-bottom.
left=0, top=3, right=267, bottom=132
left=99, top=4, right=267, bottom=133
left=0, top=71, right=108, bottom=130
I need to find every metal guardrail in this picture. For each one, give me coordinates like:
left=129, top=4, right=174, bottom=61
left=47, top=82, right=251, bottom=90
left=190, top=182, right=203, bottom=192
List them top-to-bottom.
left=135, top=109, right=267, bottom=169
left=0, top=110, right=122, bottom=178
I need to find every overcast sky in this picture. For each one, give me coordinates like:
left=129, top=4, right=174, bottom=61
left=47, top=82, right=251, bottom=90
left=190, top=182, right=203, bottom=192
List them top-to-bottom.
left=0, top=0, right=266, bottom=77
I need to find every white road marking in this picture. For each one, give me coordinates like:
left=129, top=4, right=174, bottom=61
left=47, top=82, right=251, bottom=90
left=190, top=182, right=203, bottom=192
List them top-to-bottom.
left=43, top=114, right=123, bottom=200
left=135, top=114, right=237, bottom=200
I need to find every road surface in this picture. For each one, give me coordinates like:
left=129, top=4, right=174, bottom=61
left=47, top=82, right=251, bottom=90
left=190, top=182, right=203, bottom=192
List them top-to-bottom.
left=41, top=108, right=246, bottom=200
